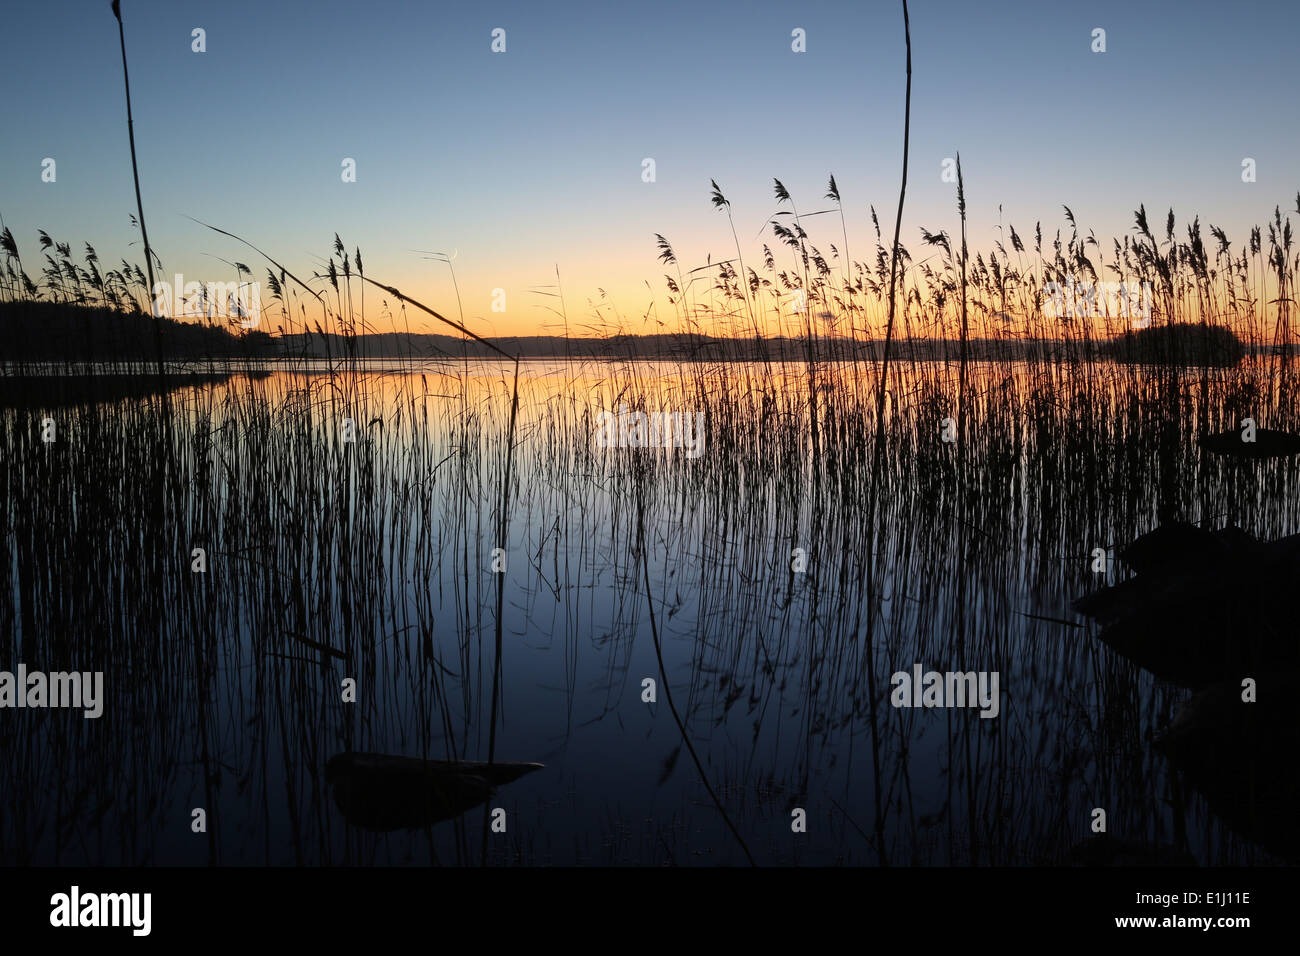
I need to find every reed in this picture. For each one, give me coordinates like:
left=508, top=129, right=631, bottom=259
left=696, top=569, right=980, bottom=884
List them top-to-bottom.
left=1, top=0, right=1297, bottom=866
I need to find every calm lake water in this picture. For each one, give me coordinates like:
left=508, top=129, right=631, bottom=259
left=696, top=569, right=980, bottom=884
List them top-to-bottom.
left=2, top=357, right=1296, bottom=865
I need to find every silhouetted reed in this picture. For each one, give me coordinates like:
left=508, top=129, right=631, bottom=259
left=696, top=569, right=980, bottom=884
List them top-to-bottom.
left=2, top=129, right=1298, bottom=866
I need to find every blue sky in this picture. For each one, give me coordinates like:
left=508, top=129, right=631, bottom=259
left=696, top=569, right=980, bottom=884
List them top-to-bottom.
left=1, top=0, right=1297, bottom=335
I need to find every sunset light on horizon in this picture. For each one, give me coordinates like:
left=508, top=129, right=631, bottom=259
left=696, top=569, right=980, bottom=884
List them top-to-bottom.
left=3, top=0, right=1298, bottom=338
left=3, top=0, right=1299, bottom=935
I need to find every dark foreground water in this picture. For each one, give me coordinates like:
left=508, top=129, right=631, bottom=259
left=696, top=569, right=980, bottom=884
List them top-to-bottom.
left=2, top=358, right=1297, bottom=865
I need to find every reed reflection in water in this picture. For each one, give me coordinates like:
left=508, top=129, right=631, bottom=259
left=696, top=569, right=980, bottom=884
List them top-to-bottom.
left=1, top=354, right=1296, bottom=865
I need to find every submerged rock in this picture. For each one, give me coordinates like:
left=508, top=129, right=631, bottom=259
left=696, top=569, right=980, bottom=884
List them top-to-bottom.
left=1113, top=520, right=1237, bottom=576
left=1074, top=524, right=1300, bottom=687
left=1075, top=526, right=1300, bottom=861
left=1155, top=673, right=1300, bottom=862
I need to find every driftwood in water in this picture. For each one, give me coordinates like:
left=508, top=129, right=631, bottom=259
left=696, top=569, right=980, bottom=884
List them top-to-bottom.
left=325, top=752, right=543, bottom=832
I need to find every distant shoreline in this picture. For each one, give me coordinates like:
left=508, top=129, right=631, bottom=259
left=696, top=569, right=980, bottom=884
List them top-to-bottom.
left=1, top=300, right=1280, bottom=367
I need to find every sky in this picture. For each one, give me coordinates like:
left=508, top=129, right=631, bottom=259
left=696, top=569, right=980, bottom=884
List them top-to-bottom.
left=2, top=0, right=1298, bottom=337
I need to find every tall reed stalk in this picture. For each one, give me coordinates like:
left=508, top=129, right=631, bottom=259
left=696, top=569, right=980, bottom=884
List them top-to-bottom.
left=110, top=0, right=163, bottom=380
